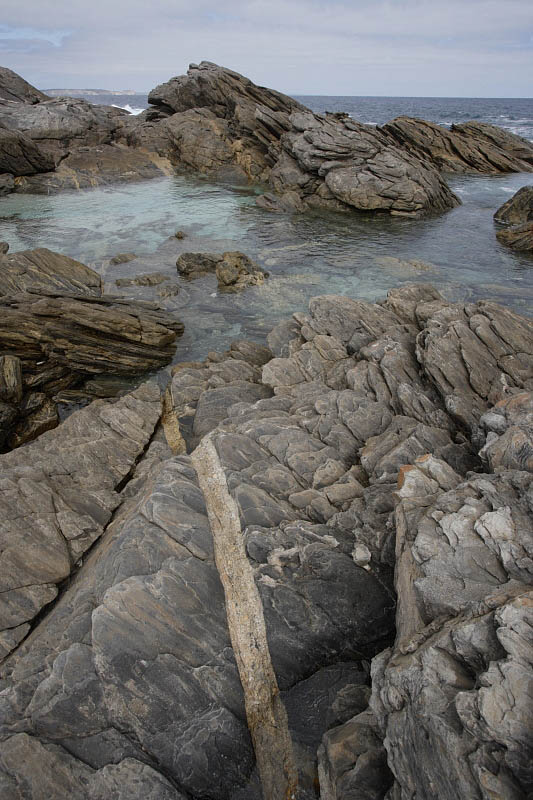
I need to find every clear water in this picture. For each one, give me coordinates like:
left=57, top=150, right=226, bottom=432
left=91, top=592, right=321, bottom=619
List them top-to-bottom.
left=1, top=168, right=531, bottom=364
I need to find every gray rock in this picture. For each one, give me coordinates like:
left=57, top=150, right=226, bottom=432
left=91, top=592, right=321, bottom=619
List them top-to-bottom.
left=0, top=67, right=49, bottom=104
left=383, top=117, right=533, bottom=174
left=0, top=124, right=56, bottom=176
left=494, top=185, right=533, bottom=224
left=496, top=220, right=533, bottom=251
left=176, top=250, right=223, bottom=277
left=0, top=381, right=162, bottom=649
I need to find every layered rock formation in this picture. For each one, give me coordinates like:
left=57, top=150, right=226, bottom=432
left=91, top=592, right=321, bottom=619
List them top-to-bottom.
left=2, top=62, right=532, bottom=218
left=495, top=185, right=533, bottom=252
left=0, top=247, right=184, bottom=449
left=1, top=283, right=531, bottom=799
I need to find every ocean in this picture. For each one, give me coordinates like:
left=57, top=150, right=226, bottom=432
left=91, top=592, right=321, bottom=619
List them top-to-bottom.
left=1, top=92, right=532, bottom=362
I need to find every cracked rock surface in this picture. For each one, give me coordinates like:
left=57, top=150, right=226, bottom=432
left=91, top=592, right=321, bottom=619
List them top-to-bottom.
left=0, top=284, right=532, bottom=799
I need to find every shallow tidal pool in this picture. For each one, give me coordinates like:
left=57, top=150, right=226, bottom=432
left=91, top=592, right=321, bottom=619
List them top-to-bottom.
left=0, top=171, right=532, bottom=362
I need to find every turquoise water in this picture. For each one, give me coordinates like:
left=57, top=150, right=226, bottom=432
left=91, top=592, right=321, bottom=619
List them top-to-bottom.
left=0, top=170, right=532, bottom=362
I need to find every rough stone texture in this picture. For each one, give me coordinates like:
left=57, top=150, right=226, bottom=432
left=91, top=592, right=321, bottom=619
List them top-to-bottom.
left=0, top=67, right=49, bottom=104
left=0, top=97, right=124, bottom=161
left=271, top=110, right=459, bottom=217
left=382, top=117, right=533, bottom=174
left=0, top=124, right=55, bottom=176
left=13, top=143, right=170, bottom=193
left=0, top=172, right=14, bottom=194
left=494, top=185, right=533, bottom=224
left=496, top=221, right=533, bottom=251
left=0, top=247, right=102, bottom=296
left=0, top=248, right=183, bottom=450
left=176, top=250, right=223, bottom=277
left=216, top=251, right=267, bottom=291
left=1, top=285, right=532, bottom=799
left=415, top=299, right=533, bottom=434
left=0, top=381, right=162, bottom=654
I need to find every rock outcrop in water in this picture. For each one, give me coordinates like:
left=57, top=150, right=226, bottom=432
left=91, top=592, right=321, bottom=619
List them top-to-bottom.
left=2, top=62, right=533, bottom=217
left=494, top=185, right=533, bottom=252
left=0, top=247, right=184, bottom=449
left=1, top=282, right=531, bottom=799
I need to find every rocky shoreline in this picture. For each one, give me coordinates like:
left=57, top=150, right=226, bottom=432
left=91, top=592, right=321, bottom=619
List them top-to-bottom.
left=0, top=60, right=532, bottom=800
left=2, top=62, right=533, bottom=216
left=0, top=255, right=531, bottom=797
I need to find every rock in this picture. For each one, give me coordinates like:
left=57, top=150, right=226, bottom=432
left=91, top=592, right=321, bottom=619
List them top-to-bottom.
left=0, top=66, right=49, bottom=103
left=0, top=97, right=123, bottom=161
left=383, top=117, right=533, bottom=173
left=0, top=124, right=56, bottom=176
left=14, top=143, right=170, bottom=193
left=0, top=172, right=14, bottom=194
left=494, top=185, right=533, bottom=224
left=496, top=221, right=533, bottom=251
left=174, top=230, right=185, bottom=239
left=0, top=241, right=9, bottom=254
left=0, top=247, right=102, bottom=296
left=176, top=251, right=222, bottom=277
left=216, top=251, right=268, bottom=291
left=109, top=252, right=137, bottom=265
left=115, top=272, right=169, bottom=288
left=158, top=282, right=180, bottom=299
left=1, top=284, right=532, bottom=800
left=0, top=292, right=184, bottom=379
left=416, top=299, right=533, bottom=433
left=0, top=355, right=23, bottom=403
left=0, top=381, right=162, bottom=651
left=8, top=397, right=58, bottom=449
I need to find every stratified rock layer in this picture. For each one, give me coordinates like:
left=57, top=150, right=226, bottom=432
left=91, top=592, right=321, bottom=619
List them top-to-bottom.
left=1, top=284, right=531, bottom=799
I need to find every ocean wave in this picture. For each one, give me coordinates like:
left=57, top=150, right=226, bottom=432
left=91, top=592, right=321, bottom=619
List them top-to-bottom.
left=112, top=103, right=144, bottom=115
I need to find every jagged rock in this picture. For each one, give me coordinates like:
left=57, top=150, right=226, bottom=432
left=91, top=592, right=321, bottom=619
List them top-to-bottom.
left=0, top=66, right=48, bottom=104
left=0, top=97, right=125, bottom=161
left=271, top=111, right=460, bottom=217
left=382, top=117, right=533, bottom=174
left=0, top=124, right=56, bottom=176
left=14, top=143, right=170, bottom=193
left=0, top=172, right=14, bottom=194
left=494, top=185, right=533, bottom=224
left=496, top=221, right=533, bottom=251
left=0, top=247, right=102, bottom=296
left=176, top=251, right=223, bottom=277
left=216, top=251, right=267, bottom=291
left=115, top=272, right=169, bottom=288
left=2, top=285, right=532, bottom=800
left=0, top=292, right=184, bottom=380
left=416, top=299, right=533, bottom=433
left=0, top=382, right=162, bottom=653
left=479, top=391, right=533, bottom=472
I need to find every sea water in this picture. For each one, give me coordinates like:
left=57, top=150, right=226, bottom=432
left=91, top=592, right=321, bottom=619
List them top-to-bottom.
left=0, top=95, right=532, bottom=362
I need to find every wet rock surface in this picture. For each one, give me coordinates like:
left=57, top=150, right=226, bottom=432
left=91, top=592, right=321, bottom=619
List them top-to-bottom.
left=494, top=185, right=533, bottom=252
left=0, top=283, right=530, bottom=798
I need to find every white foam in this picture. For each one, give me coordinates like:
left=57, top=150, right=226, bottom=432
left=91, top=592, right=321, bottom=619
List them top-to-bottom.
left=112, top=103, right=144, bottom=115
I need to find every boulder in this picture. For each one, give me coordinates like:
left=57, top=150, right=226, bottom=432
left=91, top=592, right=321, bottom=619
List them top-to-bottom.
left=0, top=66, right=49, bottom=104
left=382, top=117, right=533, bottom=174
left=0, top=124, right=56, bottom=176
left=494, top=185, right=533, bottom=224
left=496, top=221, right=533, bottom=251
left=0, top=247, right=102, bottom=296
left=176, top=251, right=222, bottom=277
left=216, top=251, right=268, bottom=291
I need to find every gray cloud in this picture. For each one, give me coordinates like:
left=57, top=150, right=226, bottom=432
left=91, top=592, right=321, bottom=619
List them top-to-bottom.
left=1, top=0, right=532, bottom=95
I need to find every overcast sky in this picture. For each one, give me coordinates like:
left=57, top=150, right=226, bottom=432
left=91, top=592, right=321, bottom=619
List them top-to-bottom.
left=1, top=0, right=532, bottom=97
